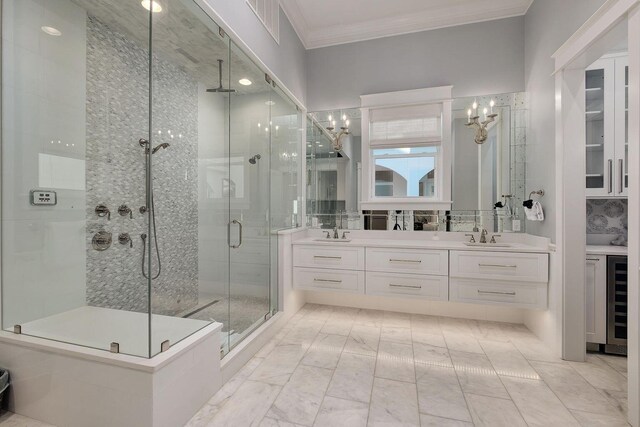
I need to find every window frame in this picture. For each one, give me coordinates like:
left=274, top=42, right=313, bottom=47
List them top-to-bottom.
left=360, top=86, right=453, bottom=211
left=371, top=147, right=440, bottom=199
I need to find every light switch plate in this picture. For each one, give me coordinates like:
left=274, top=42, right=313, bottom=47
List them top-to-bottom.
left=30, top=189, right=57, bottom=206
left=512, top=219, right=521, bottom=232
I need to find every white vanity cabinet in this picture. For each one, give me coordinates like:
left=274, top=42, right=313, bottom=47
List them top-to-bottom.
left=585, top=54, right=628, bottom=198
left=293, top=240, right=550, bottom=310
left=293, top=245, right=365, bottom=293
left=365, top=248, right=449, bottom=300
left=449, top=251, right=549, bottom=309
left=586, top=255, right=607, bottom=344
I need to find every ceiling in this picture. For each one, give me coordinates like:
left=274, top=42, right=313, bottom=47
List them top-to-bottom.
left=281, top=0, right=534, bottom=49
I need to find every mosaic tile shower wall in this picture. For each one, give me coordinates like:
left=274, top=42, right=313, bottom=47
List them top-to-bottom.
left=85, top=16, right=198, bottom=315
left=586, top=199, right=628, bottom=235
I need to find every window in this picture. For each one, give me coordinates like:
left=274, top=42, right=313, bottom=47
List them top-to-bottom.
left=247, top=0, right=280, bottom=43
left=360, top=87, right=453, bottom=210
left=373, top=147, right=438, bottom=198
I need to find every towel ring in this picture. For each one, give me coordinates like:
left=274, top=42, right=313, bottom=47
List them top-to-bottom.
left=528, top=190, right=544, bottom=199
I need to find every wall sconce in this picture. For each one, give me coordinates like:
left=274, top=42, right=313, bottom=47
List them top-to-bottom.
left=465, top=99, right=497, bottom=144
left=326, top=114, right=350, bottom=151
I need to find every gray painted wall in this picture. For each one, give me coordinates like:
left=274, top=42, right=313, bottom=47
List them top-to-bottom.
left=523, top=0, right=607, bottom=241
left=203, top=1, right=307, bottom=105
left=305, top=17, right=525, bottom=111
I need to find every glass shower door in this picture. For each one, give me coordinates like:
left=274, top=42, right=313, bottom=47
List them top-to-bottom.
left=226, top=42, right=273, bottom=351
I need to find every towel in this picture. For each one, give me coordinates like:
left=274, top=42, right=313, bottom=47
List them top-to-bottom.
left=524, top=201, right=544, bottom=221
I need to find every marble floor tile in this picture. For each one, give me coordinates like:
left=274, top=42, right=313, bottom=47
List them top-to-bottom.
left=354, top=309, right=383, bottom=327
left=382, top=311, right=412, bottom=328
left=410, top=314, right=442, bottom=335
left=320, top=317, right=354, bottom=336
left=439, top=317, right=474, bottom=335
left=467, top=320, right=511, bottom=342
left=279, top=323, right=324, bottom=351
left=344, top=324, right=381, bottom=357
left=380, top=326, right=412, bottom=344
left=411, top=329, right=447, bottom=348
left=443, top=331, right=484, bottom=354
left=301, top=334, right=347, bottom=369
left=510, top=335, right=564, bottom=363
left=479, top=339, right=540, bottom=379
left=375, top=340, right=415, bottom=383
left=414, top=342, right=453, bottom=372
left=249, top=343, right=307, bottom=385
left=449, top=350, right=510, bottom=399
left=326, top=352, right=376, bottom=403
left=596, top=354, right=627, bottom=376
left=570, top=355, right=627, bottom=392
left=530, top=360, right=622, bottom=416
left=267, top=365, right=334, bottom=426
left=416, top=365, right=471, bottom=422
left=501, top=376, right=580, bottom=427
left=368, top=378, right=419, bottom=426
left=206, top=380, right=282, bottom=427
left=598, top=388, right=628, bottom=415
left=465, top=393, right=527, bottom=427
left=313, top=396, right=369, bottom=427
left=569, top=409, right=630, bottom=427
left=0, top=412, right=54, bottom=427
left=419, top=414, right=474, bottom=427
left=258, top=417, right=304, bottom=427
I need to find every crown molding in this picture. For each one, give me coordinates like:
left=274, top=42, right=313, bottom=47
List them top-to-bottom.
left=280, top=0, right=311, bottom=48
left=282, top=0, right=532, bottom=50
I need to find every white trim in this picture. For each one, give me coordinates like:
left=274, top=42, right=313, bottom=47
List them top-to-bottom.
left=245, top=0, right=281, bottom=44
left=281, top=0, right=531, bottom=50
left=552, top=0, right=638, bottom=73
left=627, top=6, right=640, bottom=426
left=360, top=87, right=453, bottom=211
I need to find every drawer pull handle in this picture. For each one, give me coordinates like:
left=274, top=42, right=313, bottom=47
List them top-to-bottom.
left=314, top=256, right=342, bottom=260
left=586, top=258, right=601, bottom=262
left=389, top=259, right=422, bottom=263
left=478, top=263, right=517, bottom=268
left=314, top=278, right=342, bottom=284
left=389, top=283, right=422, bottom=289
left=477, top=290, right=516, bottom=296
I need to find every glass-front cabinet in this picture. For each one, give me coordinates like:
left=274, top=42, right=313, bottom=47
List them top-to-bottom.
left=586, top=54, right=628, bottom=198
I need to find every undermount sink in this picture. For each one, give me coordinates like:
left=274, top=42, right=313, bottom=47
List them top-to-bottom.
left=314, top=238, right=352, bottom=243
left=464, top=242, right=512, bottom=248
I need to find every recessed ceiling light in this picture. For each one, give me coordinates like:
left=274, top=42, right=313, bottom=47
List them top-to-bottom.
left=141, top=0, right=162, bottom=13
left=41, top=26, right=62, bottom=36
left=238, top=78, right=252, bottom=86
left=265, top=101, right=276, bottom=106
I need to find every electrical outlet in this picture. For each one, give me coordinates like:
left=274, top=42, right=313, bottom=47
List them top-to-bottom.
left=30, top=189, right=57, bottom=206
left=512, top=219, right=521, bottom=232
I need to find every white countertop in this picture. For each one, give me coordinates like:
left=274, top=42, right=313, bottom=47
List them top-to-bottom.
left=294, top=237, right=551, bottom=254
left=586, top=245, right=628, bottom=256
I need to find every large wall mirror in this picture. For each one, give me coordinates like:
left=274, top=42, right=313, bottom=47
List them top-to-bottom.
left=306, top=91, right=527, bottom=232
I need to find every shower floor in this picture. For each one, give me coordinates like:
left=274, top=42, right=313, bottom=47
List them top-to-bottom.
left=182, top=295, right=270, bottom=337
left=11, top=306, right=211, bottom=357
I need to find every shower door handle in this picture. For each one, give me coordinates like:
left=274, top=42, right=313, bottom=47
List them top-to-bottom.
left=228, top=219, right=242, bottom=249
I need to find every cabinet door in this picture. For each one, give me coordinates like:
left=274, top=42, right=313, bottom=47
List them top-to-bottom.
left=614, top=56, right=629, bottom=196
left=586, top=59, right=615, bottom=197
left=586, top=255, right=607, bottom=344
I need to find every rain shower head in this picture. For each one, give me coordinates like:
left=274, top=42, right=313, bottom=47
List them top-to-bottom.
left=206, top=59, right=237, bottom=93
left=151, top=143, right=170, bottom=154
left=249, top=154, right=261, bottom=164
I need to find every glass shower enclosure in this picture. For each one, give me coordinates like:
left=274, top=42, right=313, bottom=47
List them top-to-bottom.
left=1, top=0, right=301, bottom=357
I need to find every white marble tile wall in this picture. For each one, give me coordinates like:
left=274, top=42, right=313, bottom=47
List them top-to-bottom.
left=187, top=303, right=630, bottom=427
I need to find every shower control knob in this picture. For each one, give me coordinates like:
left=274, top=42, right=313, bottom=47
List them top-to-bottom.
left=95, top=204, right=110, bottom=220
left=118, top=204, right=133, bottom=219
left=92, top=231, right=112, bottom=251
left=118, top=233, right=132, bottom=248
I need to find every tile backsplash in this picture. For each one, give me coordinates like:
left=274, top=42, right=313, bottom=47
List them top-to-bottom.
left=586, top=199, right=628, bottom=235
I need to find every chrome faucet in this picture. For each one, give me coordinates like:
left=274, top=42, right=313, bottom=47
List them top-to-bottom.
left=333, top=227, right=339, bottom=239
left=480, top=228, right=488, bottom=244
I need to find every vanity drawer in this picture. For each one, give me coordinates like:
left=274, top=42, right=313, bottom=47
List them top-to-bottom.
left=293, top=245, right=365, bottom=270
left=366, top=248, right=448, bottom=275
left=450, top=251, right=548, bottom=283
left=294, top=267, right=364, bottom=293
left=366, top=272, right=448, bottom=300
left=449, top=278, right=547, bottom=309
